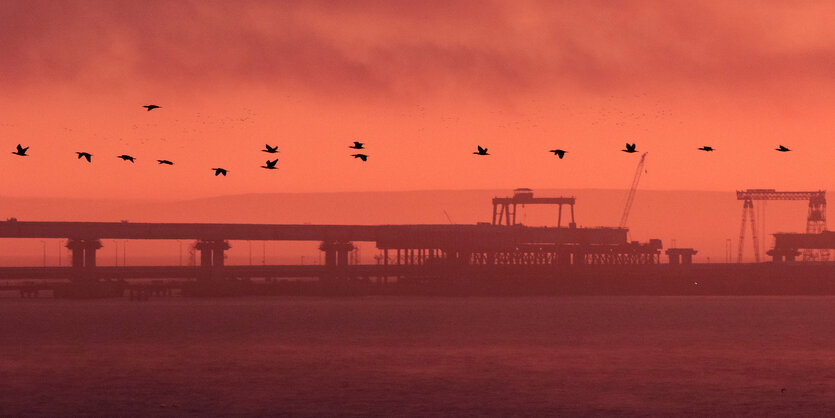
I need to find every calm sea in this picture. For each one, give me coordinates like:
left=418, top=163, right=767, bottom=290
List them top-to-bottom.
left=1, top=296, right=834, bottom=417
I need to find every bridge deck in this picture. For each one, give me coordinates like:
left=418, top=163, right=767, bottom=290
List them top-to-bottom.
left=0, top=221, right=626, bottom=248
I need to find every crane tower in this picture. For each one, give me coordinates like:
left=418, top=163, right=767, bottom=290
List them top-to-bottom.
left=620, top=153, right=648, bottom=228
left=736, top=189, right=827, bottom=262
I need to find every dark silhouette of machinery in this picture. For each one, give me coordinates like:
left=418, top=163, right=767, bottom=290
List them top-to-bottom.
left=620, top=152, right=647, bottom=228
left=492, top=188, right=575, bottom=227
left=736, top=189, right=827, bottom=262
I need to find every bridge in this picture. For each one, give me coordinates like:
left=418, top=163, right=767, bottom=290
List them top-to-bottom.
left=0, top=220, right=664, bottom=289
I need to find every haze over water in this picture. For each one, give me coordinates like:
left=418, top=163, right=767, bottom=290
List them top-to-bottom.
left=2, top=296, right=833, bottom=416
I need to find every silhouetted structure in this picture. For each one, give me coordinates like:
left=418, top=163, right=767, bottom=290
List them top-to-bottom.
left=620, top=152, right=647, bottom=228
left=491, top=188, right=575, bottom=227
left=736, top=189, right=827, bottom=262
left=0, top=190, right=667, bottom=297
left=769, top=231, right=835, bottom=262
left=666, top=248, right=697, bottom=264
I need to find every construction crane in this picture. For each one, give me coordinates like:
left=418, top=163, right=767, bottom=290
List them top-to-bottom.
left=619, top=152, right=648, bottom=228
left=736, top=189, right=827, bottom=263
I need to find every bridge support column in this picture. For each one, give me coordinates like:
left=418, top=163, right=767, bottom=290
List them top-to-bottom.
left=66, top=238, right=101, bottom=281
left=66, top=239, right=85, bottom=270
left=84, top=239, right=101, bottom=268
left=193, top=239, right=230, bottom=280
left=319, top=241, right=354, bottom=280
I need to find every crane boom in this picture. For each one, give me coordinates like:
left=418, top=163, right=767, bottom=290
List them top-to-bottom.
left=619, top=152, right=647, bottom=228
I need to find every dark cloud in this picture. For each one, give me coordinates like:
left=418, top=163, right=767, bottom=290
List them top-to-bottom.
left=2, top=0, right=835, bottom=98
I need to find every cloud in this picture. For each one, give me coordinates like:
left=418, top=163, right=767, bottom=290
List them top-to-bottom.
left=3, top=0, right=835, bottom=99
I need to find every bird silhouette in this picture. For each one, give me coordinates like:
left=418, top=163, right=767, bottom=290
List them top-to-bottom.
left=143, top=105, right=161, bottom=111
left=349, top=141, right=365, bottom=149
left=622, top=143, right=637, bottom=153
left=12, top=144, right=28, bottom=156
left=263, top=144, right=279, bottom=153
left=776, top=145, right=791, bottom=152
left=474, top=146, right=489, bottom=155
left=698, top=146, right=714, bottom=152
left=549, top=149, right=567, bottom=159
left=76, top=152, right=92, bottom=162
left=118, top=154, right=135, bottom=163
left=351, top=154, right=368, bottom=161
left=262, top=159, right=278, bottom=169
left=157, top=160, right=174, bottom=165
left=212, top=168, right=228, bottom=176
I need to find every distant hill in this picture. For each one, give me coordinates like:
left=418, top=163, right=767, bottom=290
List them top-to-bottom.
left=0, top=189, right=823, bottom=264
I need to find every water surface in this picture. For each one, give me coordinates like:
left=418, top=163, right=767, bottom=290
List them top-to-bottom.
left=1, top=296, right=833, bottom=416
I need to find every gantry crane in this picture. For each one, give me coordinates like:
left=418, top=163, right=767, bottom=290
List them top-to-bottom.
left=620, top=152, right=648, bottom=228
left=736, top=189, right=827, bottom=262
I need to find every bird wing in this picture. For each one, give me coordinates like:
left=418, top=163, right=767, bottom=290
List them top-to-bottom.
left=477, top=146, right=485, bottom=153
left=556, top=150, right=565, bottom=158
left=84, top=154, right=91, bottom=162
left=360, top=155, right=367, bottom=161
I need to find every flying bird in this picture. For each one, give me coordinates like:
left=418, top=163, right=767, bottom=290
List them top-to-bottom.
left=143, top=105, right=161, bottom=111
left=349, top=141, right=365, bottom=149
left=622, top=143, right=637, bottom=153
left=12, top=144, right=28, bottom=156
left=263, top=144, right=279, bottom=153
left=776, top=145, right=791, bottom=152
left=473, top=146, right=489, bottom=156
left=698, top=146, right=714, bottom=152
left=549, top=149, right=567, bottom=159
left=76, top=152, right=92, bottom=162
left=118, top=154, right=135, bottom=163
left=351, top=154, right=368, bottom=161
left=262, top=159, right=278, bottom=169
left=157, top=160, right=174, bottom=165
left=212, top=168, right=228, bottom=176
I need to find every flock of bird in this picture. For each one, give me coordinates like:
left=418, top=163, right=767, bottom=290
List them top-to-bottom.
left=7, top=105, right=798, bottom=175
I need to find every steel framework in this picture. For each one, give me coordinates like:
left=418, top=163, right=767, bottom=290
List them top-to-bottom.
left=620, top=153, right=648, bottom=228
left=492, top=188, right=576, bottom=227
left=736, top=189, right=827, bottom=262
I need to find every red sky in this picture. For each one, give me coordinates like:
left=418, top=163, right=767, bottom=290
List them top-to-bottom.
left=2, top=1, right=835, bottom=199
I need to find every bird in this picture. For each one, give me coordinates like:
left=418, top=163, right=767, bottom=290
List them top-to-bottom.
left=143, top=105, right=161, bottom=111
left=349, top=141, right=365, bottom=149
left=622, top=143, right=637, bottom=153
left=12, top=144, right=28, bottom=156
left=263, top=144, right=279, bottom=153
left=776, top=145, right=791, bottom=152
left=473, top=146, right=489, bottom=155
left=698, top=146, right=714, bottom=152
left=549, top=149, right=567, bottom=159
left=76, top=152, right=92, bottom=162
left=117, top=154, right=135, bottom=163
left=351, top=154, right=368, bottom=161
left=262, top=159, right=278, bottom=169
left=157, top=160, right=174, bottom=165
left=212, top=168, right=227, bottom=176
